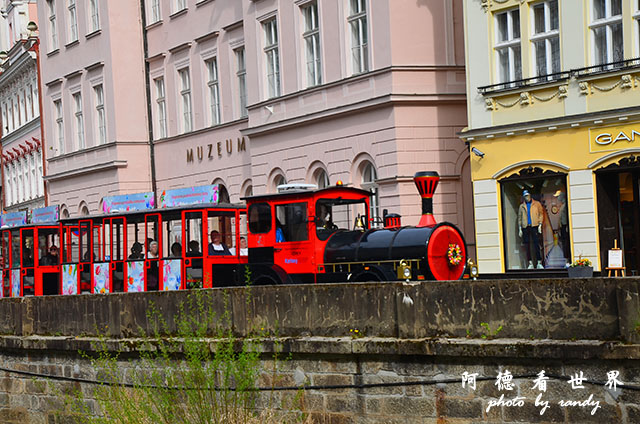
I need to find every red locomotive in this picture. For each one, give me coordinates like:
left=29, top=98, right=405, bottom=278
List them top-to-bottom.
left=0, top=171, right=467, bottom=297
left=244, top=171, right=467, bottom=284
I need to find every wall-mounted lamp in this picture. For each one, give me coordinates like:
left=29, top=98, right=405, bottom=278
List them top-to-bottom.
left=27, top=21, right=38, bottom=35
left=0, top=51, right=7, bottom=61
left=264, top=105, right=274, bottom=114
left=471, top=147, right=485, bottom=158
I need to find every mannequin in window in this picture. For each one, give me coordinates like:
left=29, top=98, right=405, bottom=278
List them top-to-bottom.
left=518, top=189, right=544, bottom=269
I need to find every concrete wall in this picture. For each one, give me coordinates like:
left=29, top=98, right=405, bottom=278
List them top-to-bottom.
left=0, top=278, right=638, bottom=342
left=1, top=278, right=640, bottom=422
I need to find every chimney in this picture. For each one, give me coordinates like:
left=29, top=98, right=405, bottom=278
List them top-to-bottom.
left=413, top=171, right=440, bottom=227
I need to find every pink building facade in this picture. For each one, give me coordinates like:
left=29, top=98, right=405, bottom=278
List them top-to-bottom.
left=37, top=0, right=474, bottom=250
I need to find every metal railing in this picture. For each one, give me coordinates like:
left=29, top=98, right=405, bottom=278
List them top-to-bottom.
left=478, top=57, right=640, bottom=95
left=478, top=71, right=570, bottom=95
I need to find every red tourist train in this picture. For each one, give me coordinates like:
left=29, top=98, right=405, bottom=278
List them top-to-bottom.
left=0, top=171, right=468, bottom=297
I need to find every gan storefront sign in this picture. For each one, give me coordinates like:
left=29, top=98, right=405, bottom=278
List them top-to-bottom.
left=589, top=123, right=640, bottom=153
left=159, top=185, right=219, bottom=208
left=102, top=192, right=155, bottom=214
left=30, top=205, right=60, bottom=224
left=1, top=211, right=27, bottom=228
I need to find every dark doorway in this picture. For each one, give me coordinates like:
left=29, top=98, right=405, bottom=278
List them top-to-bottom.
left=596, top=162, right=640, bottom=276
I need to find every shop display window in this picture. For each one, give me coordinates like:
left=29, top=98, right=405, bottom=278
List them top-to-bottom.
left=500, top=171, right=570, bottom=270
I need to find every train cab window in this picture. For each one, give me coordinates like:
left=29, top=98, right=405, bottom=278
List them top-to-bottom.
left=316, top=198, right=369, bottom=241
left=249, top=203, right=271, bottom=234
left=275, top=203, right=308, bottom=243
left=207, top=210, right=235, bottom=256
left=236, top=211, right=248, bottom=256
left=38, top=229, right=61, bottom=266
left=11, top=230, right=20, bottom=268
left=2, top=232, right=10, bottom=269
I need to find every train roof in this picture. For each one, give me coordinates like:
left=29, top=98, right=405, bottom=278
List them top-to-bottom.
left=241, top=185, right=372, bottom=202
left=57, top=202, right=246, bottom=223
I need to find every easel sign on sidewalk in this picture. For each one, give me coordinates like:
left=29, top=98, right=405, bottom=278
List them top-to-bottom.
left=606, top=239, right=625, bottom=277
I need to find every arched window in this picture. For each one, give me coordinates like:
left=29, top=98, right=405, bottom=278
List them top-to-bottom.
left=361, top=162, right=380, bottom=227
left=316, top=169, right=329, bottom=189
left=274, top=175, right=287, bottom=191
left=218, top=185, right=230, bottom=203
left=244, top=185, right=253, bottom=197
left=79, top=203, right=90, bottom=216
left=60, top=205, right=70, bottom=219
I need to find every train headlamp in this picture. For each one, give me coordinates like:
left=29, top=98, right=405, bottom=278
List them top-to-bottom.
left=397, top=259, right=412, bottom=280
left=468, top=259, right=479, bottom=280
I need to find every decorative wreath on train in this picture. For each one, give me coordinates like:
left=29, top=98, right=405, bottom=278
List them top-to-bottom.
left=447, top=243, right=463, bottom=266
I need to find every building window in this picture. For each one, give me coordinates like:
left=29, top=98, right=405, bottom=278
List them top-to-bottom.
left=47, top=0, right=58, bottom=50
left=68, top=0, right=78, bottom=42
left=89, top=0, right=100, bottom=32
left=150, top=0, right=160, bottom=23
left=175, top=0, right=186, bottom=13
left=348, top=0, right=368, bottom=74
left=591, top=0, right=623, bottom=65
left=531, top=1, right=559, bottom=77
left=634, top=1, right=640, bottom=57
left=302, top=2, right=322, bottom=87
left=495, top=8, right=522, bottom=83
left=263, top=18, right=281, bottom=98
left=236, top=47, right=248, bottom=118
left=206, top=58, right=221, bottom=126
left=178, top=68, right=192, bottom=133
left=155, top=78, right=167, bottom=138
left=26, top=85, right=33, bottom=121
left=94, top=85, right=106, bottom=145
left=73, top=92, right=85, bottom=150
left=54, top=99, right=64, bottom=155
left=361, top=162, right=380, bottom=227
left=316, top=169, right=329, bottom=189
left=500, top=172, right=570, bottom=271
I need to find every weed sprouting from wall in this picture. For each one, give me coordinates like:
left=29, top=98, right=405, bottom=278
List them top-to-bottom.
left=57, top=290, right=309, bottom=424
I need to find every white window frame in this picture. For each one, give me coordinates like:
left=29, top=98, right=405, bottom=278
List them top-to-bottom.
left=47, top=0, right=58, bottom=51
left=68, top=0, right=78, bottom=42
left=89, top=0, right=100, bottom=32
left=149, top=0, right=161, bottom=23
left=175, top=0, right=186, bottom=13
left=348, top=0, right=369, bottom=75
left=530, top=0, right=560, bottom=77
left=589, top=0, right=623, bottom=66
left=302, top=2, right=322, bottom=87
left=494, top=8, right=522, bottom=84
left=263, top=18, right=281, bottom=99
left=235, top=47, right=248, bottom=118
left=206, top=58, right=221, bottom=126
left=178, top=68, right=192, bottom=134
left=154, top=77, right=167, bottom=139
left=94, top=84, right=106, bottom=145
left=72, top=92, right=85, bottom=150
left=54, top=99, right=64, bottom=155
left=361, top=162, right=380, bottom=227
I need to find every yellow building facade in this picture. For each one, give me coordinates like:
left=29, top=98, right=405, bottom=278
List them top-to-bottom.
left=461, top=0, right=640, bottom=274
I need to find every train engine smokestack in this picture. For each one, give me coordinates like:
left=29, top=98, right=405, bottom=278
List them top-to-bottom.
left=414, top=171, right=440, bottom=227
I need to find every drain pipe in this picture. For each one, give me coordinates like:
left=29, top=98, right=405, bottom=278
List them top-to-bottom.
left=139, top=0, right=158, bottom=206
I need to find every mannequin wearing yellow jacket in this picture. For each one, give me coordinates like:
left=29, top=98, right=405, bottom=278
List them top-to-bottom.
left=517, top=190, right=544, bottom=269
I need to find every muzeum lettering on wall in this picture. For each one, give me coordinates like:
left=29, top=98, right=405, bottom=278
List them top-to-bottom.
left=186, top=137, right=247, bottom=163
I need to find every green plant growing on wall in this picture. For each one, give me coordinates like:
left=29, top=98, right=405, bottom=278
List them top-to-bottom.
left=58, top=290, right=310, bottom=424
left=480, top=322, right=503, bottom=339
